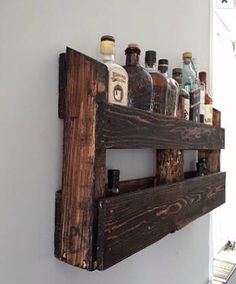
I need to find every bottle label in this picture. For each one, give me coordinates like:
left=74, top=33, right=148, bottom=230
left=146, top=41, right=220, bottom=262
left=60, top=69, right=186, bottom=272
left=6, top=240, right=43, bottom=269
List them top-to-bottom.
left=108, top=67, right=128, bottom=106
left=200, top=89, right=205, bottom=115
left=183, top=98, right=190, bottom=120
left=205, top=105, right=213, bottom=125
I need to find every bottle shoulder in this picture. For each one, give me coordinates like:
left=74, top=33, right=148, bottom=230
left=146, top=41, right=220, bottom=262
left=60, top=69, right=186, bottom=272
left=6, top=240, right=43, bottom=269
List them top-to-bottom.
left=105, top=62, right=128, bottom=76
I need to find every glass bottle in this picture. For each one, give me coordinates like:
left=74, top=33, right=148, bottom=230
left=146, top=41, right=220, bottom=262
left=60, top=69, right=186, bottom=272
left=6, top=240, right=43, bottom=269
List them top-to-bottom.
left=100, top=35, right=128, bottom=106
left=124, top=44, right=153, bottom=111
left=145, top=50, right=167, bottom=114
left=182, top=52, right=200, bottom=123
left=192, top=58, right=204, bottom=123
left=158, top=59, right=178, bottom=117
left=172, top=68, right=190, bottom=120
left=199, top=72, right=213, bottom=125
left=107, top=169, right=120, bottom=194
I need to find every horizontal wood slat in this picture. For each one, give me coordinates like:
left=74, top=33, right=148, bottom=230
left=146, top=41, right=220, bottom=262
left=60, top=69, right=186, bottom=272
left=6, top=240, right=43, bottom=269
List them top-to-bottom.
left=96, top=102, right=225, bottom=150
left=97, top=172, right=226, bottom=270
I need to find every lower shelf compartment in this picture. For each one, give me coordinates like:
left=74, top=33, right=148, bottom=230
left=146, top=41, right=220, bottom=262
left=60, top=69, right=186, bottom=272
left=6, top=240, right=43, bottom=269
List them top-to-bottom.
left=97, top=172, right=226, bottom=270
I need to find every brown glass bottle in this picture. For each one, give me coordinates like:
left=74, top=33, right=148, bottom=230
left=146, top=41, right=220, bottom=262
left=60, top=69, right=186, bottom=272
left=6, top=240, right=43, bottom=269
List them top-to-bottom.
left=124, top=44, right=153, bottom=111
left=145, top=50, right=167, bottom=114
left=158, top=59, right=178, bottom=117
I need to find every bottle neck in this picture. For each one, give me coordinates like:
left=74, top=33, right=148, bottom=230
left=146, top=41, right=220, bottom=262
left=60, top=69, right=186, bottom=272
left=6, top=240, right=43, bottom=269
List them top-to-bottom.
left=126, top=53, right=140, bottom=66
left=101, top=54, right=115, bottom=63
left=145, top=62, right=157, bottom=72
left=158, top=66, right=168, bottom=77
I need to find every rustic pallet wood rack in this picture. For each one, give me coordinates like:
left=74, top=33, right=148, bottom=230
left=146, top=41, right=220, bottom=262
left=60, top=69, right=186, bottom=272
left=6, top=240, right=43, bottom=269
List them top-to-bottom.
left=55, top=47, right=226, bottom=271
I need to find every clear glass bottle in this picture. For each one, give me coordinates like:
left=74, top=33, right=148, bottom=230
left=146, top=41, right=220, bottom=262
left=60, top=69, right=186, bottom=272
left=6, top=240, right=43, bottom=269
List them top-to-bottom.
left=100, top=35, right=128, bottom=106
left=124, top=44, right=153, bottom=111
left=145, top=50, right=167, bottom=114
left=182, top=52, right=200, bottom=123
left=182, top=52, right=196, bottom=92
left=192, top=57, right=204, bottom=123
left=158, top=59, right=178, bottom=117
left=172, top=68, right=190, bottom=120
left=199, top=71, right=213, bottom=125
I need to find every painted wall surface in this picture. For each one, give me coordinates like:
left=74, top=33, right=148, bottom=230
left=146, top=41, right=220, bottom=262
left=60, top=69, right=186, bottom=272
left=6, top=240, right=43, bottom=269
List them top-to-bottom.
left=0, top=1, right=210, bottom=284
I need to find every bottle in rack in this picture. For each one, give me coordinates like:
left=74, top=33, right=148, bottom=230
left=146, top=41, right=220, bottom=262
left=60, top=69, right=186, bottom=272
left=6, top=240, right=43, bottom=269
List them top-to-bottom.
left=100, top=35, right=128, bottom=106
left=124, top=44, right=153, bottom=111
left=145, top=50, right=167, bottom=114
left=182, top=52, right=200, bottom=123
left=158, top=59, right=178, bottom=117
left=172, top=68, right=190, bottom=120
left=199, top=71, right=213, bottom=125
left=107, top=169, right=120, bottom=195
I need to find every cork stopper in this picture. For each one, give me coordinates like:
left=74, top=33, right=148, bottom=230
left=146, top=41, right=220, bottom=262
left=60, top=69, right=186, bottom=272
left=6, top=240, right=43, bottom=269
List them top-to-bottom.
left=100, top=35, right=115, bottom=55
left=125, top=43, right=141, bottom=55
left=128, top=43, right=139, bottom=48
left=183, top=52, right=192, bottom=59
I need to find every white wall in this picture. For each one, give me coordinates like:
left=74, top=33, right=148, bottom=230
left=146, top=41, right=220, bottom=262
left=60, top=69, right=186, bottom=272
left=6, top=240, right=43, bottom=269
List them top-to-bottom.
left=0, top=1, right=211, bottom=284
left=212, top=7, right=236, bottom=254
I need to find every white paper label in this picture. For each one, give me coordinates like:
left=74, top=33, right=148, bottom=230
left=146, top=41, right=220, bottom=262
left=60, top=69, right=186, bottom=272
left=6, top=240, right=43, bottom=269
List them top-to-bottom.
left=108, top=67, right=128, bottom=106
left=184, top=98, right=190, bottom=120
left=205, top=105, right=213, bottom=125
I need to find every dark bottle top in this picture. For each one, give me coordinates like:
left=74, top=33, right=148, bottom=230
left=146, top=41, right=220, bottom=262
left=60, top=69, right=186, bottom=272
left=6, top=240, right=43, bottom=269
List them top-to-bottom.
left=124, top=44, right=153, bottom=111
left=145, top=50, right=167, bottom=114
left=158, top=59, right=178, bottom=117
left=196, top=158, right=208, bottom=176
left=108, top=169, right=120, bottom=194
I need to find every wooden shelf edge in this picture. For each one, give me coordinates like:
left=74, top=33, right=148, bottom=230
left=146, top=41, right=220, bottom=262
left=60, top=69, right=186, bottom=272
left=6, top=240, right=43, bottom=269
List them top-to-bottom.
left=96, top=101, right=225, bottom=150
left=97, top=172, right=226, bottom=270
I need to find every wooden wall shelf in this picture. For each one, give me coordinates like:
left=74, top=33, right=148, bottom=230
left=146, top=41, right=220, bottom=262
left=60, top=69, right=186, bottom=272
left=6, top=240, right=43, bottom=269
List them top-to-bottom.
left=55, top=47, right=226, bottom=271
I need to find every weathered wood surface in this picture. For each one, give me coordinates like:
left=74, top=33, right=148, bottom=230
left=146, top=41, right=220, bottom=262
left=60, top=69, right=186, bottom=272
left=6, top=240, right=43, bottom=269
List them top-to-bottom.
left=58, top=48, right=108, bottom=270
left=58, top=53, right=66, bottom=119
left=155, top=99, right=184, bottom=186
left=96, top=102, right=225, bottom=150
left=198, top=109, right=222, bottom=173
left=156, top=149, right=184, bottom=185
left=97, top=172, right=226, bottom=270
left=54, top=190, right=62, bottom=258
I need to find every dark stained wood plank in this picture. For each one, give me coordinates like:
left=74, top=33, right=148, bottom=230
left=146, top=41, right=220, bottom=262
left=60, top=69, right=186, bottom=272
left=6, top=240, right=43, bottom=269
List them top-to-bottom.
left=58, top=48, right=108, bottom=270
left=58, top=53, right=66, bottom=119
left=96, top=102, right=225, bottom=150
left=155, top=102, right=184, bottom=186
left=198, top=109, right=222, bottom=173
left=156, top=149, right=184, bottom=185
left=97, top=172, right=226, bottom=270
left=54, top=190, right=62, bottom=258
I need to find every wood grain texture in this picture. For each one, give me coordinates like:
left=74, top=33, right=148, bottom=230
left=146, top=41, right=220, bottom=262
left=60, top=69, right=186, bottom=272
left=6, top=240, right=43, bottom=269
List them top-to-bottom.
left=58, top=48, right=108, bottom=270
left=58, top=53, right=66, bottom=119
left=96, top=102, right=225, bottom=150
left=198, top=109, right=222, bottom=173
left=156, top=149, right=184, bottom=185
left=97, top=172, right=226, bottom=270
left=54, top=190, right=62, bottom=258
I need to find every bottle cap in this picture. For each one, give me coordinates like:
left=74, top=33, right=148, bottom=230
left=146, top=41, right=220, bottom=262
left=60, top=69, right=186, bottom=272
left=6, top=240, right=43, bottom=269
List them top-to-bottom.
left=100, top=35, right=115, bottom=55
left=101, top=35, right=115, bottom=42
left=128, top=43, right=139, bottom=48
left=125, top=44, right=141, bottom=55
left=145, top=50, right=157, bottom=64
left=183, top=52, right=192, bottom=59
left=158, top=59, right=169, bottom=67
left=172, top=68, right=182, bottom=75
left=199, top=71, right=207, bottom=82
left=108, top=169, right=120, bottom=177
